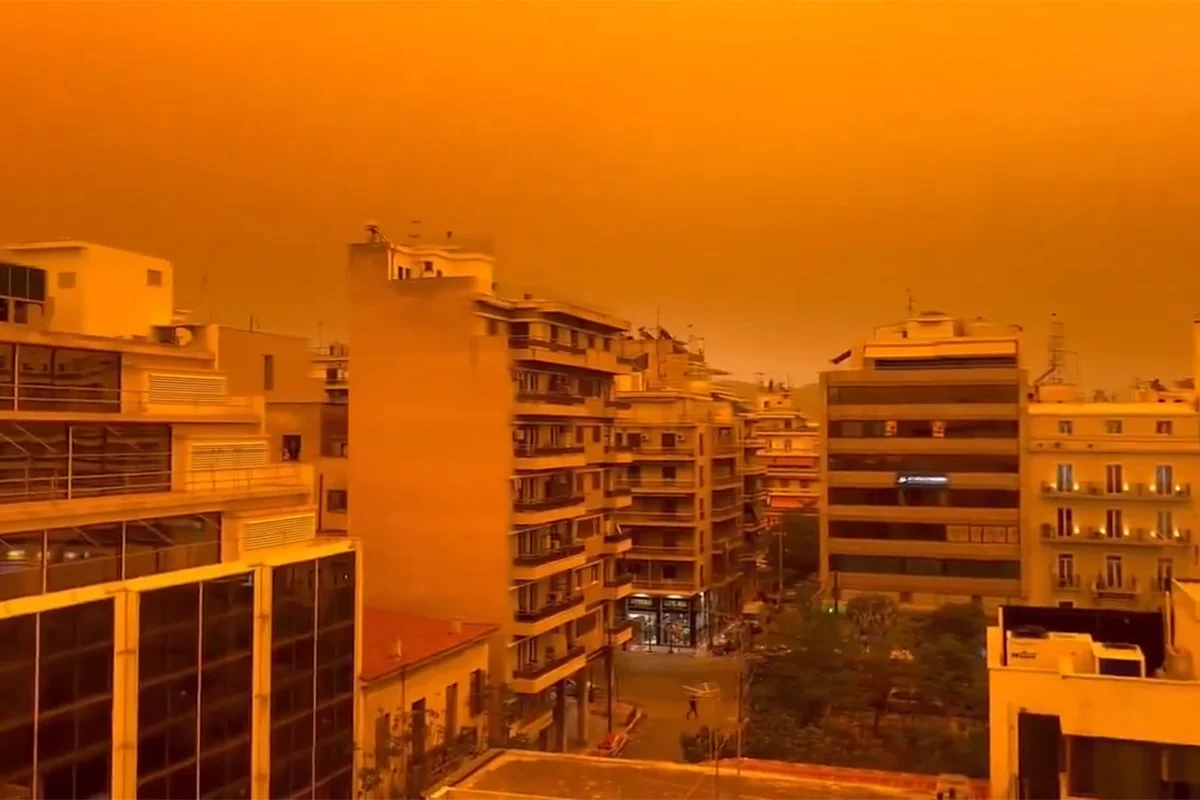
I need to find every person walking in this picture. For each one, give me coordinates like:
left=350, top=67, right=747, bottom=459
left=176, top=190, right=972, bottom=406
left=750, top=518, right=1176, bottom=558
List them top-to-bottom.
left=686, top=696, right=699, bottom=719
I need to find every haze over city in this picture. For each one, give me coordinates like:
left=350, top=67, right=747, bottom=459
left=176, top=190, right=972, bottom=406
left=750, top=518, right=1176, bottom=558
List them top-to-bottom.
left=4, top=1, right=1200, bottom=388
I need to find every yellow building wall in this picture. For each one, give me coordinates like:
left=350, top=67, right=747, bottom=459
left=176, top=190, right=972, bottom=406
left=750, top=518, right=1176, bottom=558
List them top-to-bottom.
left=216, top=327, right=325, bottom=405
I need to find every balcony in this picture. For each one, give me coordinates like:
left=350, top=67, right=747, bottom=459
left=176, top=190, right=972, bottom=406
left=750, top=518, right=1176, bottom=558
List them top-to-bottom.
left=509, top=337, right=623, bottom=374
left=0, top=381, right=260, bottom=421
left=513, top=391, right=589, bottom=418
left=712, top=441, right=739, bottom=456
left=513, top=443, right=587, bottom=471
left=601, top=443, right=634, bottom=464
left=629, top=444, right=696, bottom=460
left=712, top=472, right=740, bottom=489
left=629, top=478, right=696, bottom=494
left=1040, top=480, right=1192, bottom=501
left=512, top=493, right=586, bottom=525
left=711, top=503, right=741, bottom=521
left=620, top=507, right=697, bottom=525
left=1039, top=523, right=1193, bottom=546
left=600, top=527, right=633, bottom=554
left=512, top=542, right=588, bottom=581
left=630, top=543, right=695, bottom=558
left=1050, top=568, right=1082, bottom=593
left=601, top=573, right=635, bottom=601
left=1092, top=575, right=1140, bottom=599
left=632, top=577, right=697, bottom=594
left=513, top=593, right=587, bottom=637
left=607, top=618, right=635, bottom=647
left=509, top=645, right=587, bottom=694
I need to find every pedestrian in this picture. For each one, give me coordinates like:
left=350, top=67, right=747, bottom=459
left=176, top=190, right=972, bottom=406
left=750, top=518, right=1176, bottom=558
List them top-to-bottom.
left=686, top=696, right=699, bottom=719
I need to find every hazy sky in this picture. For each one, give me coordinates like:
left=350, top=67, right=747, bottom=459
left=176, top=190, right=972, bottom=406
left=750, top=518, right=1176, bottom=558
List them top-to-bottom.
left=3, top=1, right=1199, bottom=390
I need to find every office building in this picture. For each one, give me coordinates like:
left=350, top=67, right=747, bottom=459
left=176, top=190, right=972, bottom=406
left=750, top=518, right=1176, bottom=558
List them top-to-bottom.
left=348, top=235, right=634, bottom=753
left=0, top=243, right=360, bottom=799
left=820, top=311, right=1027, bottom=612
left=615, top=332, right=757, bottom=649
left=1028, top=383, right=1200, bottom=610
left=987, top=588, right=1200, bottom=798
left=358, top=610, right=496, bottom=798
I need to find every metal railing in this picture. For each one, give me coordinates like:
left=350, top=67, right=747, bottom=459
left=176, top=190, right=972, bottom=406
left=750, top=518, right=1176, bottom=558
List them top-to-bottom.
left=508, top=337, right=586, bottom=355
left=0, top=383, right=255, bottom=414
left=514, top=392, right=585, bottom=407
left=514, top=443, right=585, bottom=458
left=629, top=444, right=696, bottom=456
left=0, top=462, right=309, bottom=506
left=628, top=478, right=696, bottom=490
left=1041, top=480, right=1192, bottom=499
left=513, top=494, right=585, bottom=512
left=621, top=508, right=696, bottom=521
left=1040, top=523, right=1192, bottom=544
left=512, top=542, right=585, bottom=567
left=630, top=544, right=694, bottom=555
left=1050, top=569, right=1081, bottom=591
left=604, top=573, right=635, bottom=588
left=1093, top=575, right=1139, bottom=596
left=632, top=578, right=695, bottom=591
left=514, top=593, right=585, bottom=623
left=512, top=645, right=586, bottom=681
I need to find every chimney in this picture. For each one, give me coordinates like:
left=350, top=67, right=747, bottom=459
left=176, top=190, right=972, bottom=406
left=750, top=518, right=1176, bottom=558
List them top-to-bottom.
left=450, top=618, right=463, bottom=635
left=391, top=637, right=403, bottom=659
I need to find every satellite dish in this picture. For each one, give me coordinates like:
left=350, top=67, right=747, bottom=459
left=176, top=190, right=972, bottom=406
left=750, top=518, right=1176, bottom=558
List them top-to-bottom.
left=174, top=327, right=194, bottom=346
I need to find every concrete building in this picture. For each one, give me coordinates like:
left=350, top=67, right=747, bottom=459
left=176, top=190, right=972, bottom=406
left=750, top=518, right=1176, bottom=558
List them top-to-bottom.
left=348, top=236, right=634, bottom=753
left=0, top=245, right=360, bottom=799
left=820, top=311, right=1028, bottom=613
left=615, top=332, right=758, bottom=649
left=311, top=342, right=349, bottom=404
left=750, top=385, right=820, bottom=525
left=1027, top=386, right=1200, bottom=610
left=987, top=587, right=1200, bottom=798
left=358, top=610, right=496, bottom=799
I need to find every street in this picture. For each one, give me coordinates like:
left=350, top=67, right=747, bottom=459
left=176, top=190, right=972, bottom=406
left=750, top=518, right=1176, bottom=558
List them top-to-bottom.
left=615, top=649, right=742, bottom=761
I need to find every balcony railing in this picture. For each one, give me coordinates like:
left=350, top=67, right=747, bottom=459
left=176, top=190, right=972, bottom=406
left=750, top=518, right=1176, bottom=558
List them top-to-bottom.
left=509, top=337, right=586, bottom=355
left=0, top=383, right=254, bottom=415
left=515, top=391, right=586, bottom=407
left=605, top=399, right=632, bottom=410
left=713, top=441, right=739, bottom=455
left=514, top=443, right=585, bottom=458
left=629, top=444, right=696, bottom=457
left=0, top=462, right=309, bottom=506
left=711, top=473, right=740, bottom=487
left=629, top=478, right=696, bottom=490
left=1040, top=480, right=1192, bottom=499
left=604, top=484, right=632, bottom=497
left=513, top=494, right=585, bottom=512
left=621, top=508, right=696, bottom=521
left=1040, top=523, right=1192, bottom=544
left=603, top=527, right=633, bottom=544
left=513, top=542, right=585, bottom=567
left=630, top=544, right=694, bottom=556
left=1050, top=569, right=1082, bottom=591
left=604, top=573, right=635, bottom=588
left=1093, top=576, right=1139, bottom=597
left=632, top=578, right=695, bottom=591
left=515, top=593, right=585, bottom=623
left=607, top=618, right=635, bottom=635
left=512, top=645, right=586, bottom=680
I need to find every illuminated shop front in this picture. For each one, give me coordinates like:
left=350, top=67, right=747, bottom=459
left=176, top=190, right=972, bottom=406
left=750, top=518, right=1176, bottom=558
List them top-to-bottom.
left=625, top=593, right=709, bottom=650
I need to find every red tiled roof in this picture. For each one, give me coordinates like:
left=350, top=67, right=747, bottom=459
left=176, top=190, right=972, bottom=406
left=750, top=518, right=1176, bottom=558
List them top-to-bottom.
left=361, top=607, right=497, bottom=682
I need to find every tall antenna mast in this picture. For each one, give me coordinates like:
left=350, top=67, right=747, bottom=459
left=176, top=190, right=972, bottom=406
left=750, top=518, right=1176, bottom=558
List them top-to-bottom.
left=906, top=288, right=915, bottom=317
left=1047, top=313, right=1066, bottom=384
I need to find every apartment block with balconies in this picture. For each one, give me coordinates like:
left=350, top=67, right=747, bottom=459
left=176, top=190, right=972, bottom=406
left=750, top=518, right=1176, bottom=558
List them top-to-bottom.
left=348, top=235, right=630, bottom=754
left=0, top=244, right=359, bottom=800
left=820, top=311, right=1028, bottom=613
left=1028, top=392, right=1200, bottom=611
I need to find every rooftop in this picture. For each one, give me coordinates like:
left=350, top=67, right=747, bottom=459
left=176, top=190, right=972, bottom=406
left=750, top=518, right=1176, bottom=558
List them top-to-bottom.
left=1028, top=401, right=1198, bottom=417
left=361, top=607, right=497, bottom=682
left=437, top=751, right=919, bottom=800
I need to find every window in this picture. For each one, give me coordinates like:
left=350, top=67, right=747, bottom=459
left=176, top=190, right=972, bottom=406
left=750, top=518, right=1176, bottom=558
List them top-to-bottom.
left=146, top=269, right=163, bottom=287
left=57, top=271, right=76, bottom=289
left=486, top=319, right=498, bottom=336
left=588, top=336, right=596, bottom=349
left=603, top=338, right=611, bottom=352
left=14, top=345, right=121, bottom=413
left=263, top=354, right=275, bottom=392
left=827, top=384, right=1019, bottom=405
left=1105, top=419, right=1123, bottom=434
left=1058, top=420, right=1073, bottom=435
left=1157, top=420, right=1174, bottom=435
left=592, top=426, right=600, bottom=443
left=282, top=434, right=301, bottom=462
left=698, top=434, right=704, bottom=456
left=827, top=453, right=1020, bottom=473
left=1056, top=464, right=1074, bottom=490
left=1105, top=464, right=1123, bottom=494
left=1155, top=465, right=1174, bottom=495
left=590, top=473, right=600, bottom=490
left=327, top=489, right=348, bottom=512
left=698, top=499, right=705, bottom=519
left=1056, top=507, right=1073, bottom=537
left=1105, top=508, right=1122, bottom=538
left=1157, top=509, right=1173, bottom=537
left=829, top=520, right=946, bottom=541
left=828, top=554, right=1020, bottom=580
left=1056, top=554, right=1075, bottom=587
left=1104, top=555, right=1123, bottom=588
left=1157, top=558, right=1174, bottom=590
left=662, top=565, right=677, bottom=580
left=469, top=670, right=485, bottom=716
left=444, top=683, right=458, bottom=742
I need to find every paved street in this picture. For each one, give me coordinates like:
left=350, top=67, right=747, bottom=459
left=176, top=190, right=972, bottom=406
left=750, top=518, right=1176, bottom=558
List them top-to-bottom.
left=615, top=649, right=743, bottom=761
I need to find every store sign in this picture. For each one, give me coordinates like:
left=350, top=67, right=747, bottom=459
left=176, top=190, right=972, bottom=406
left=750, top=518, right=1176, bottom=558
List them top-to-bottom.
left=895, top=473, right=950, bottom=489
left=628, top=597, right=656, bottom=610
left=662, top=598, right=690, bottom=611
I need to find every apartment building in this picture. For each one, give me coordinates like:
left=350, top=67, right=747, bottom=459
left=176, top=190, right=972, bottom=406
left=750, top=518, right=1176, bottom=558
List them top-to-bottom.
left=348, top=236, right=634, bottom=753
left=0, top=243, right=360, bottom=799
left=820, top=311, right=1028, bottom=612
left=615, top=333, right=754, bottom=649
left=311, top=342, right=349, bottom=404
left=751, top=386, right=820, bottom=525
left=1028, top=387, right=1200, bottom=610
left=987, top=589, right=1200, bottom=798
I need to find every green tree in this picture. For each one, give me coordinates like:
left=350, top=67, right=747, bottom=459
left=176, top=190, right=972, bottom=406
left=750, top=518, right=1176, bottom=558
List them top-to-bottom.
left=766, top=512, right=819, bottom=589
left=846, top=594, right=899, bottom=638
left=923, top=602, right=987, bottom=650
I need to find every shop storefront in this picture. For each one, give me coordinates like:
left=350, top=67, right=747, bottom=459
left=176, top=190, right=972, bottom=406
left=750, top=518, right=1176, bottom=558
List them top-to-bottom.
left=625, top=594, right=709, bottom=651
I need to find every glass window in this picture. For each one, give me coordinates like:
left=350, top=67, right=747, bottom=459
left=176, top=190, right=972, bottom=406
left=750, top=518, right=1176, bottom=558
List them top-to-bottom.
left=0, top=343, right=13, bottom=410
left=16, top=346, right=122, bottom=413
left=263, top=354, right=275, bottom=392
left=827, top=383, right=1019, bottom=405
left=1058, top=420, right=1073, bottom=435
left=1105, top=420, right=1123, bottom=435
left=1156, top=420, right=1174, bottom=435
left=827, top=453, right=1019, bottom=473
left=125, top=514, right=220, bottom=579
left=46, top=521, right=122, bottom=592
left=828, top=521, right=946, bottom=541
left=0, top=529, right=45, bottom=601
left=0, top=613, right=36, bottom=796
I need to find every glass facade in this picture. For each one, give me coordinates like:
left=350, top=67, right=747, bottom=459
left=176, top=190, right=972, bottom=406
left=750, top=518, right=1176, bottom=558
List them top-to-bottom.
left=0, top=343, right=122, bottom=413
left=827, top=383, right=1019, bottom=405
left=0, top=421, right=171, bottom=504
left=827, top=453, right=1020, bottom=473
left=0, top=513, right=220, bottom=602
left=269, top=552, right=356, bottom=800
left=830, top=554, right=1021, bottom=579
left=136, top=575, right=254, bottom=799
left=0, top=599, right=115, bottom=799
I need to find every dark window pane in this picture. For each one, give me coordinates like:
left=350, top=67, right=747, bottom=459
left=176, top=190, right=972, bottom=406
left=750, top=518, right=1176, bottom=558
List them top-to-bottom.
left=828, top=383, right=1019, bottom=405
left=0, top=421, right=68, bottom=503
left=125, top=514, right=220, bottom=579
left=46, top=522, right=122, bottom=592
left=0, top=530, right=44, bottom=600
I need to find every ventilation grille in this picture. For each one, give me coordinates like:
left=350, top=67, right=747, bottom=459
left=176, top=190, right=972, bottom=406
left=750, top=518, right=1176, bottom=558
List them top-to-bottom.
left=148, top=373, right=229, bottom=404
left=189, top=441, right=269, bottom=471
left=243, top=513, right=316, bottom=551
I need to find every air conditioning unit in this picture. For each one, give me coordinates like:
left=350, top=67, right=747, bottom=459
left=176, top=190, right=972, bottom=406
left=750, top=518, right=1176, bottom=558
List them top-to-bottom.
left=1006, top=628, right=1095, bottom=671
left=1093, top=642, right=1146, bottom=678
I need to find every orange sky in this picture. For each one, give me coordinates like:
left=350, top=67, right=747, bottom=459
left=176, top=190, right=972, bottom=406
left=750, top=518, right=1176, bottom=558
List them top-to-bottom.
left=2, top=1, right=1199, bottom=389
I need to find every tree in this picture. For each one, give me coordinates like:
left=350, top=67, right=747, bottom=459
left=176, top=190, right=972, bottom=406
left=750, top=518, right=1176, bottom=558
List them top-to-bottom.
left=764, top=512, right=819, bottom=591
left=846, top=594, right=898, bottom=638
left=923, top=602, right=987, bottom=651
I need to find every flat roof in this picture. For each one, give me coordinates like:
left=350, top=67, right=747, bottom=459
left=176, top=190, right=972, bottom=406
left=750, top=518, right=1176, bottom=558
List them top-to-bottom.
left=362, top=607, right=497, bottom=682
left=441, top=751, right=917, bottom=799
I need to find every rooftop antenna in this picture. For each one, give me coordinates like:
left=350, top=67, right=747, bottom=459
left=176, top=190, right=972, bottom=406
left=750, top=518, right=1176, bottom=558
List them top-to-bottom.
left=364, top=221, right=389, bottom=243
left=906, top=288, right=915, bottom=317
left=1032, top=313, right=1067, bottom=390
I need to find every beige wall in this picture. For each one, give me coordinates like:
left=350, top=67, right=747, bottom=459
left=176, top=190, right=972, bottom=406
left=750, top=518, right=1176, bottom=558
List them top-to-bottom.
left=348, top=243, right=513, bottom=638
left=216, top=327, right=324, bottom=404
